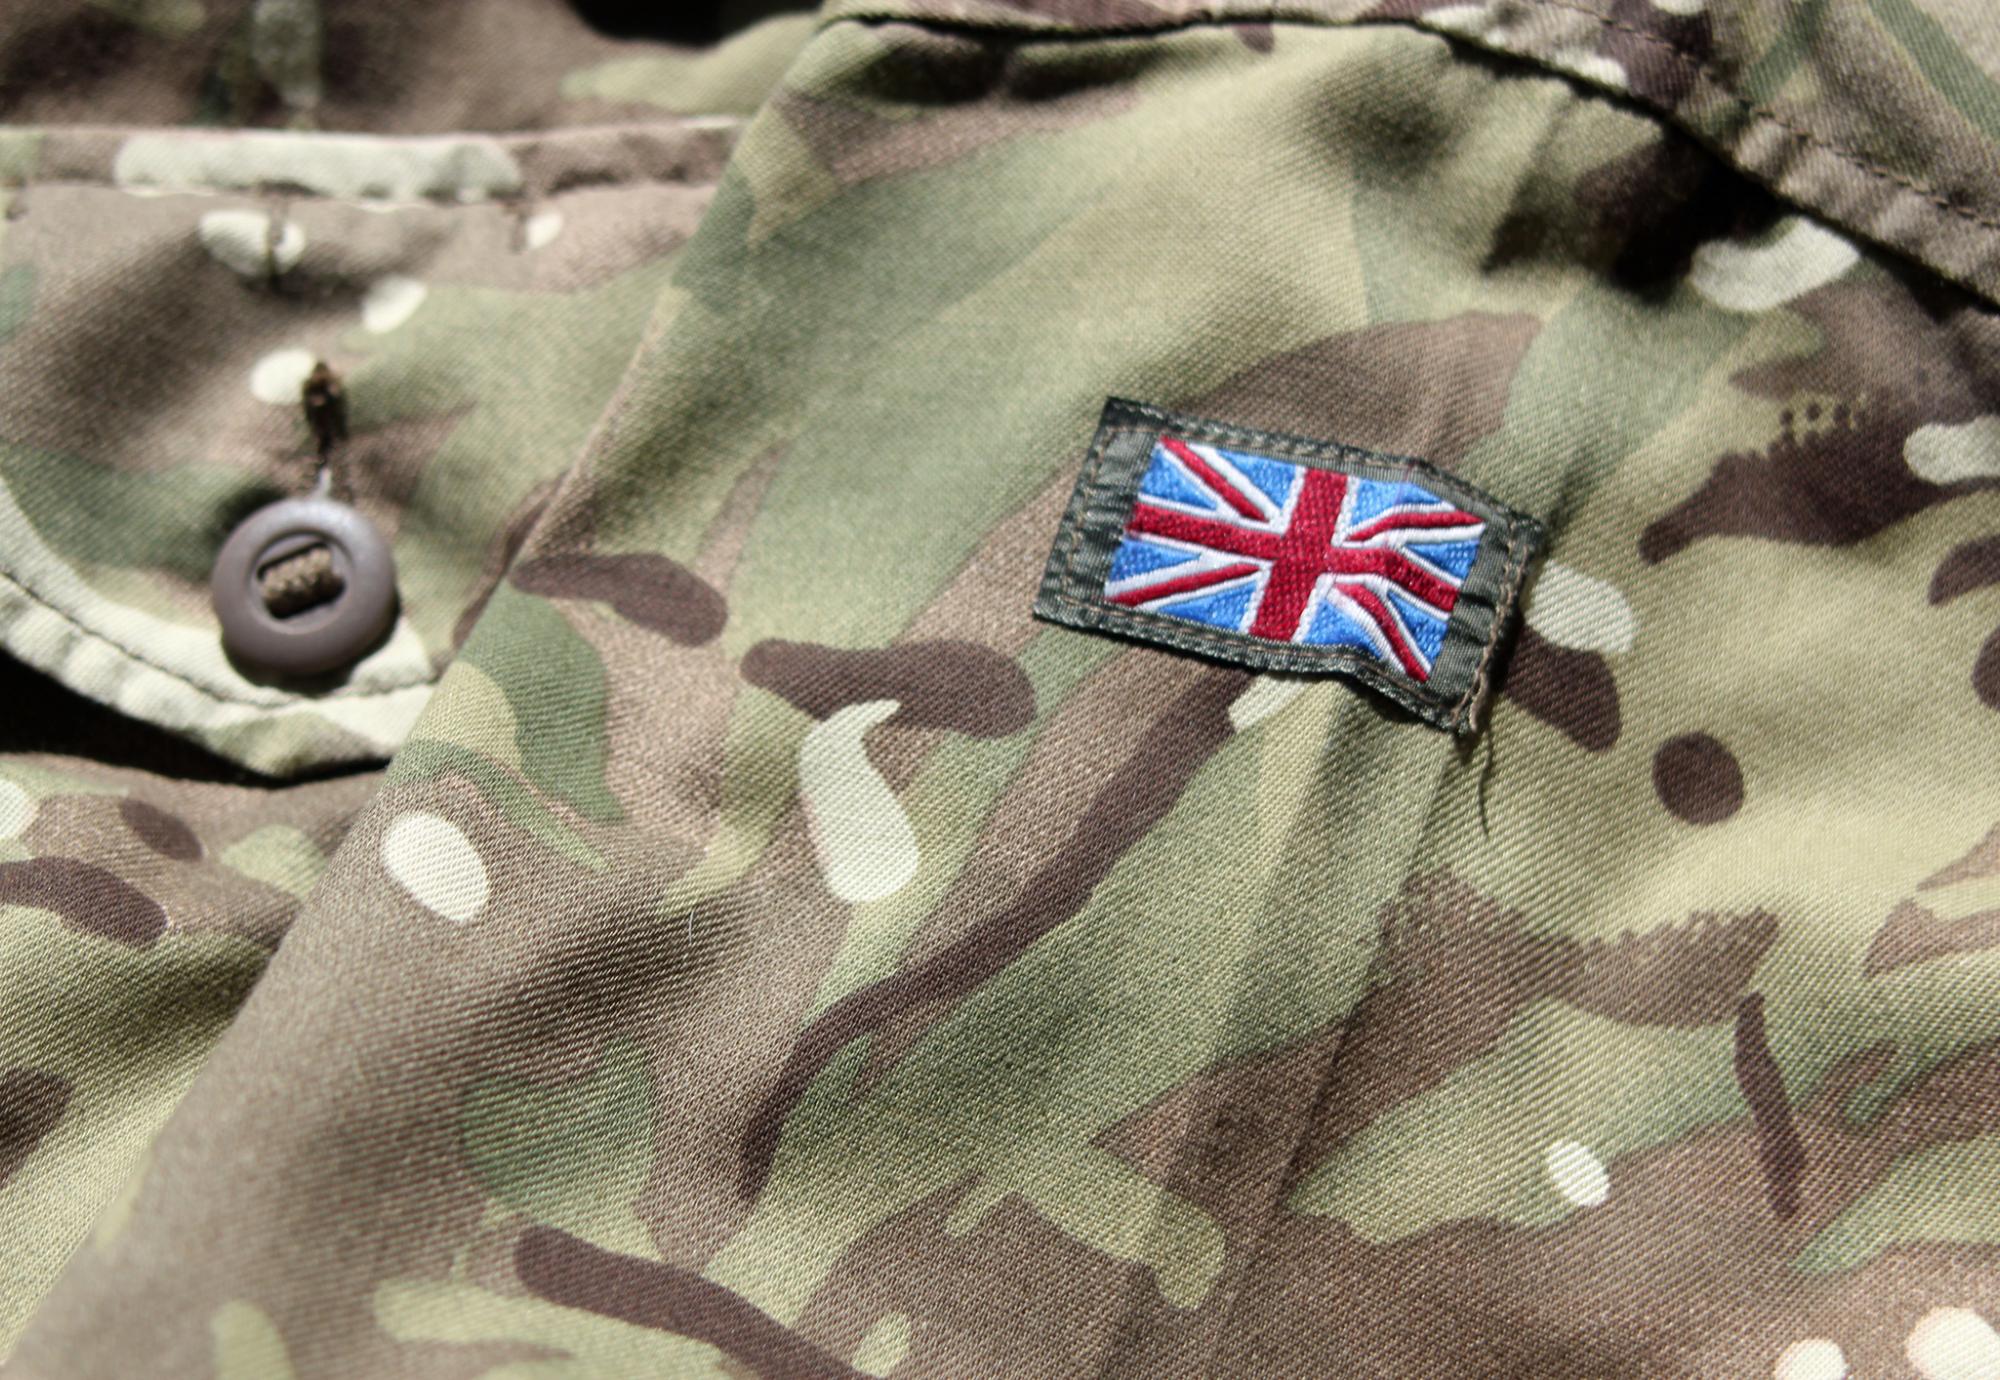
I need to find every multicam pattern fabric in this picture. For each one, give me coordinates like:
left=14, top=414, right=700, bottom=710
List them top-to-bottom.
left=3, top=1, right=2000, bottom=1377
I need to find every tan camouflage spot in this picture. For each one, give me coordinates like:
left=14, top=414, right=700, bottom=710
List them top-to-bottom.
left=197, top=210, right=304, bottom=277
left=524, top=210, right=564, bottom=250
left=1690, top=218, right=1860, bottom=313
left=361, top=275, right=427, bottom=334
left=249, top=348, right=317, bottom=404
left=1906, top=417, right=2000, bottom=486
left=1524, top=563, right=1635, bottom=654
left=1228, top=676, right=1309, bottom=731
left=798, top=699, right=919, bottom=905
left=0, top=778, right=32, bottom=841
left=381, top=812, right=488, bottom=924
left=1543, top=1139, right=1609, bottom=1207
left=1908, top=1307, right=2000, bottom=1380
left=1774, top=1339, right=1848, bottom=1380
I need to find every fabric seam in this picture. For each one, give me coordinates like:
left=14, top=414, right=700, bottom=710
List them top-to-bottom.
left=819, top=2, right=2000, bottom=290
left=0, top=567, right=433, bottom=705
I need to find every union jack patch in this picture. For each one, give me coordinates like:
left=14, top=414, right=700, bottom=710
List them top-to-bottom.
left=1033, top=399, right=1545, bottom=732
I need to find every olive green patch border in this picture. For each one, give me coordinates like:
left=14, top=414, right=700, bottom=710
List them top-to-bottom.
left=1033, top=398, right=1545, bottom=733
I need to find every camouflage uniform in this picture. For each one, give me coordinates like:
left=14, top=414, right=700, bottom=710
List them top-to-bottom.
left=2, top=0, right=2000, bottom=1375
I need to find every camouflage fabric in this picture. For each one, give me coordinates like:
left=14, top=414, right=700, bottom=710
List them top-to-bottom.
left=4, top=1, right=2000, bottom=1377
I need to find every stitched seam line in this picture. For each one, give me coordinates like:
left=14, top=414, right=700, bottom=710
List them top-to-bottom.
left=1531, top=0, right=2000, bottom=236
left=822, top=3, right=2000, bottom=247
left=0, top=119, right=746, bottom=203
left=0, top=173, right=726, bottom=205
left=1453, top=514, right=1534, bottom=732
left=0, top=568, right=434, bottom=705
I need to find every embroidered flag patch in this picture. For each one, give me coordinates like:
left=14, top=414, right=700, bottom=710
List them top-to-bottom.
left=1033, top=398, right=1545, bottom=732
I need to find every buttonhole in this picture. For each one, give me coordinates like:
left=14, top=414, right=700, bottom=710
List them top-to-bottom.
left=258, top=543, right=345, bottom=618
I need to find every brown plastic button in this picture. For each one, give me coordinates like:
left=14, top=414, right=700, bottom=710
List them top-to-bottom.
left=211, top=495, right=397, bottom=679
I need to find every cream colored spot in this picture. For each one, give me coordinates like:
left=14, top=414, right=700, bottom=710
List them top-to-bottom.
left=1651, top=0, right=1706, bottom=12
left=1421, top=4, right=1491, bottom=35
left=1550, top=48, right=1630, bottom=89
left=115, top=132, right=523, bottom=204
left=197, top=209, right=304, bottom=277
left=524, top=209, right=564, bottom=250
left=1691, top=218, right=1860, bottom=313
left=361, top=275, right=427, bottom=333
left=248, top=348, right=317, bottom=404
left=1906, top=417, right=2000, bottom=486
left=1525, top=563, right=1636, bottom=654
left=1229, top=676, right=1310, bottom=731
left=798, top=700, right=919, bottom=904
left=0, top=777, right=33, bottom=840
left=381, top=812, right=488, bottom=923
left=1544, top=1140, right=1610, bottom=1208
left=1909, top=1307, right=2000, bottom=1380
left=852, top=1312, right=913, bottom=1378
left=1774, top=1338, right=1847, bottom=1380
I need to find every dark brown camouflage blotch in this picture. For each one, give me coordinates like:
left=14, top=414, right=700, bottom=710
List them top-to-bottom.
left=1600, top=0, right=1713, bottom=106
left=1234, top=22, right=1274, bottom=52
left=775, top=28, right=1143, bottom=191
left=1493, top=131, right=1775, bottom=296
left=1643, top=282, right=2000, bottom=562
left=1193, top=314, right=1540, bottom=471
left=1638, top=408, right=1976, bottom=563
left=453, top=477, right=560, bottom=652
left=1932, top=534, right=2000, bottom=604
left=512, top=552, right=727, bottom=646
left=1973, top=626, right=2000, bottom=708
left=1500, top=627, right=1622, bottom=750
left=741, top=639, right=1035, bottom=736
left=738, top=667, right=1247, bottom=1200
left=1652, top=732, right=1743, bottom=824
left=117, top=798, right=202, bottom=862
left=1919, top=820, right=2000, bottom=890
left=1867, top=822, right=2000, bottom=973
left=0, top=857, right=166, bottom=947
left=1290, top=874, right=1777, bottom=1167
left=1865, top=898, right=2000, bottom=976
left=1734, top=993, right=1805, bottom=1218
left=0, top=1068, right=70, bottom=1188
left=515, top=1227, right=868, bottom=1380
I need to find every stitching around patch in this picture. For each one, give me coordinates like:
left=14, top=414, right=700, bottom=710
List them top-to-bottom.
left=1034, top=398, right=1545, bottom=734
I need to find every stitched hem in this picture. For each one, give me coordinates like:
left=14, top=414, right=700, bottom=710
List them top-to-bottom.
left=818, top=1, right=2000, bottom=307
left=1, top=119, right=746, bottom=206
left=0, top=568, right=434, bottom=706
